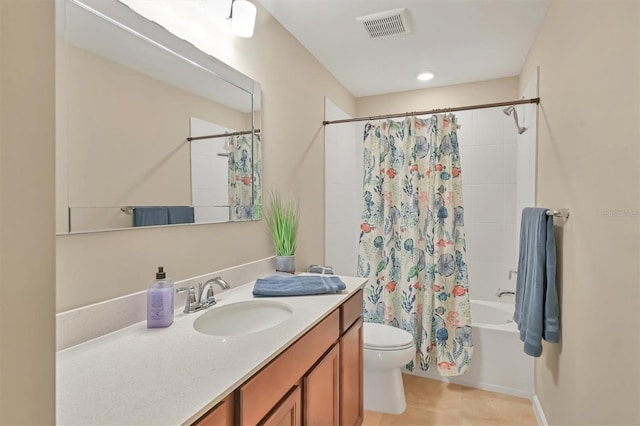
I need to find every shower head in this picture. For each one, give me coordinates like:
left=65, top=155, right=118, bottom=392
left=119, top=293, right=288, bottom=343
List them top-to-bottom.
left=503, top=105, right=527, bottom=134
left=502, top=106, right=515, bottom=116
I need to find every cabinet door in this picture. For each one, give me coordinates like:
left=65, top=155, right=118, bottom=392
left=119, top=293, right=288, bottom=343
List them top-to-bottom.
left=238, top=310, right=339, bottom=425
left=340, top=318, right=363, bottom=426
left=304, top=344, right=340, bottom=425
left=261, top=385, right=302, bottom=426
left=193, top=394, right=233, bottom=426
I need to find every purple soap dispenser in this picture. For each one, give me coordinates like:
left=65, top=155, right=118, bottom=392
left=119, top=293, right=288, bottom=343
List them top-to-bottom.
left=147, top=266, right=175, bottom=328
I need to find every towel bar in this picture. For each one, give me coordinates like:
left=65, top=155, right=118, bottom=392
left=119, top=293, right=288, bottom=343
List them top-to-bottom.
left=545, top=209, right=570, bottom=219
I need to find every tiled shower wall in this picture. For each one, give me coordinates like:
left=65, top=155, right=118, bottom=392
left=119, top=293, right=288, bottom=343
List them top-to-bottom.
left=325, top=101, right=529, bottom=302
left=457, top=107, right=520, bottom=302
left=190, top=117, right=233, bottom=223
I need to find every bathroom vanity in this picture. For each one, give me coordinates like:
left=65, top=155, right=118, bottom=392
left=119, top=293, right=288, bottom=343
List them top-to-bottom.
left=56, top=276, right=365, bottom=425
left=197, top=289, right=363, bottom=425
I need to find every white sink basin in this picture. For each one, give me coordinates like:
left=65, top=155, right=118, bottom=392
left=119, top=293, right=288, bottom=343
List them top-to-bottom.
left=193, top=300, right=293, bottom=336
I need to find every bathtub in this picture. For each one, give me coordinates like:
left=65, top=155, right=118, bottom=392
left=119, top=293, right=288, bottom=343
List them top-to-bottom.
left=406, top=300, right=533, bottom=397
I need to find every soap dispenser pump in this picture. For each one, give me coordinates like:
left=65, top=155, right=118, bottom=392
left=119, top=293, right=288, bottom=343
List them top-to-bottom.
left=147, top=266, right=174, bottom=328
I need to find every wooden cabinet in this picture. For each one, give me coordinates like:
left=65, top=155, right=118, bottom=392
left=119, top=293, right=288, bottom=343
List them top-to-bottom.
left=193, top=289, right=364, bottom=426
left=339, top=290, right=364, bottom=426
left=340, top=290, right=363, bottom=334
left=238, top=310, right=339, bottom=425
left=340, top=318, right=363, bottom=426
left=303, top=344, right=340, bottom=425
left=261, top=386, right=302, bottom=426
left=193, top=394, right=234, bottom=426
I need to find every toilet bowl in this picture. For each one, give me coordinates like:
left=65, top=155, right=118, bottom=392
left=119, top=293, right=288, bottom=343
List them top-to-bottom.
left=363, top=322, right=415, bottom=414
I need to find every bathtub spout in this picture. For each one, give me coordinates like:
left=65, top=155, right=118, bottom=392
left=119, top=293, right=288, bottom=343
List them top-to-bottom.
left=496, top=288, right=515, bottom=298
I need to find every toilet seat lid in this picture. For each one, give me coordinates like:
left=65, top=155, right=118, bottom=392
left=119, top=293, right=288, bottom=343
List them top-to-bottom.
left=363, top=322, right=414, bottom=350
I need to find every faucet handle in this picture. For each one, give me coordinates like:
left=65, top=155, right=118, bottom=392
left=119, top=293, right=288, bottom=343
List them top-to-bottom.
left=176, top=286, right=199, bottom=313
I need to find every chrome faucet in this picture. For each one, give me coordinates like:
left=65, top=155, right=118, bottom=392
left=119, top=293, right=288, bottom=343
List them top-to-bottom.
left=206, top=276, right=231, bottom=290
left=176, top=277, right=231, bottom=313
left=198, top=277, right=230, bottom=308
left=198, top=281, right=217, bottom=309
left=496, top=288, right=516, bottom=298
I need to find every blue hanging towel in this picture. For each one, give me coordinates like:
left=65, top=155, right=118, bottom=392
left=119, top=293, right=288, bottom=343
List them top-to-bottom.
left=514, top=207, right=560, bottom=357
left=253, top=274, right=346, bottom=297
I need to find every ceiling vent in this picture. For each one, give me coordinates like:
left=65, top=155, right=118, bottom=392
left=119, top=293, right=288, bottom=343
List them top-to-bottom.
left=357, top=8, right=411, bottom=39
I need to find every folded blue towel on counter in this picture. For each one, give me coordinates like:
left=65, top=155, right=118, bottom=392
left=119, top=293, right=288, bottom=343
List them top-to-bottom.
left=253, top=274, right=347, bottom=297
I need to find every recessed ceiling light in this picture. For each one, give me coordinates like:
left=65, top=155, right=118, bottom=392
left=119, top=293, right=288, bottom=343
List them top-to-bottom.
left=417, top=72, right=434, bottom=81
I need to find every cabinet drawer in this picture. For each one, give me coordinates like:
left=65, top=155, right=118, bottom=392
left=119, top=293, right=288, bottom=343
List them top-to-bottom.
left=340, top=289, right=363, bottom=333
left=238, top=310, right=339, bottom=425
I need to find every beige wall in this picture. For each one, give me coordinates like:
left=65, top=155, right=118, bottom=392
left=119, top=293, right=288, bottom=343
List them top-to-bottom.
left=0, top=0, right=56, bottom=424
left=56, top=1, right=355, bottom=311
left=520, top=1, right=640, bottom=424
left=59, top=43, right=250, bottom=232
left=356, top=77, right=518, bottom=116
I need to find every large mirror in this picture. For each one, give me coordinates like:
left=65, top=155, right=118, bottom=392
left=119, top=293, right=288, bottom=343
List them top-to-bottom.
left=56, top=0, right=262, bottom=234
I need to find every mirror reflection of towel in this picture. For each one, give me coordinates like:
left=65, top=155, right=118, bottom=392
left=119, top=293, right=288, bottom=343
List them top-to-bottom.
left=133, top=206, right=194, bottom=226
left=167, top=206, right=194, bottom=224
left=133, top=207, right=169, bottom=226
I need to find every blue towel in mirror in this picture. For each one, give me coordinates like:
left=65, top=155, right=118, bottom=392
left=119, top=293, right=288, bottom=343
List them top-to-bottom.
left=133, top=206, right=195, bottom=226
left=167, top=206, right=194, bottom=224
left=133, top=207, right=169, bottom=227
left=253, top=275, right=346, bottom=297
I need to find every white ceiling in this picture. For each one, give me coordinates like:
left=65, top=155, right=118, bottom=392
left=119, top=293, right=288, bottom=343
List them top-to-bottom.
left=257, top=0, right=551, bottom=97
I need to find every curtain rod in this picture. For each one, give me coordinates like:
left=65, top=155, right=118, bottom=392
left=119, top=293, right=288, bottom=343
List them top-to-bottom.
left=322, top=98, right=540, bottom=126
left=187, top=128, right=260, bottom=142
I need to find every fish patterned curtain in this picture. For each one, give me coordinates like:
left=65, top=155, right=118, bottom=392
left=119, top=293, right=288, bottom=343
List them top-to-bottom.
left=358, top=115, right=473, bottom=376
left=228, top=133, right=262, bottom=221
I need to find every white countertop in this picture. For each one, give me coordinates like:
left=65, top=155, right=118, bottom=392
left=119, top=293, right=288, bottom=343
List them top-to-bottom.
left=56, top=275, right=366, bottom=425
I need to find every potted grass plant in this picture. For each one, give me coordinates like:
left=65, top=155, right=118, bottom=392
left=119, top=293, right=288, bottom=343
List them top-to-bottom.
left=267, top=190, right=299, bottom=273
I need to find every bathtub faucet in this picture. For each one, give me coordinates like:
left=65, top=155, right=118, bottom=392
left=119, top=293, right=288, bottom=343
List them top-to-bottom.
left=496, top=288, right=516, bottom=298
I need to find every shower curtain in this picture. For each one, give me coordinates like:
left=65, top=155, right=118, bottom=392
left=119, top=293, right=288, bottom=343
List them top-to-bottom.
left=358, top=115, right=473, bottom=376
left=228, top=133, right=262, bottom=221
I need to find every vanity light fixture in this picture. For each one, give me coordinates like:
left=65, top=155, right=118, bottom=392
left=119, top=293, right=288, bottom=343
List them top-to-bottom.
left=229, top=0, right=256, bottom=38
left=417, top=72, right=435, bottom=81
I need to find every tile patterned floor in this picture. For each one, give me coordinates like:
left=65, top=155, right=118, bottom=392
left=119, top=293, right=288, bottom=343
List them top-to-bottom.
left=363, top=374, right=538, bottom=426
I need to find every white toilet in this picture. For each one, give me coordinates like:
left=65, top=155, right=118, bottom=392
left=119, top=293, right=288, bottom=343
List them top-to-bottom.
left=363, top=322, right=415, bottom=414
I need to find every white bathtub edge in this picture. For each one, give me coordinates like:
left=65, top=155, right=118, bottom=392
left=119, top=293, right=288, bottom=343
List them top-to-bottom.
left=532, top=394, right=549, bottom=426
